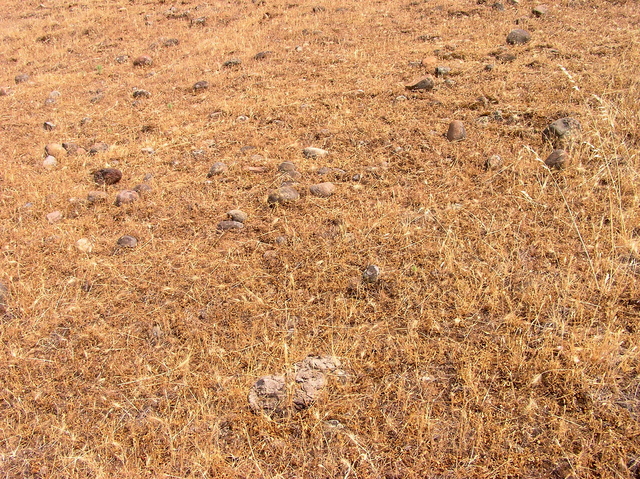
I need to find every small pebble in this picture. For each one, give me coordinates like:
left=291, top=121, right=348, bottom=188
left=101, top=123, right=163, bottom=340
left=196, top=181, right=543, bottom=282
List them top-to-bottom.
left=532, top=5, right=548, bottom=17
left=506, top=29, right=531, bottom=45
left=163, top=38, right=179, bottom=47
left=254, top=51, right=273, bottom=60
left=133, top=55, right=153, bottom=66
left=223, top=58, right=242, bottom=68
left=435, top=66, right=451, bottom=77
left=15, top=74, right=30, bottom=84
left=405, top=75, right=435, bottom=91
left=193, top=81, right=209, bottom=91
left=0, top=87, right=11, bottom=96
left=133, top=89, right=151, bottom=98
left=446, top=120, right=466, bottom=142
left=43, top=121, right=56, bottom=131
left=89, top=142, right=109, bottom=155
left=45, top=143, right=66, bottom=158
left=62, top=143, right=83, bottom=155
left=141, top=147, right=155, bottom=155
left=303, top=147, right=329, bottom=159
left=545, top=149, right=569, bottom=170
left=485, top=155, right=504, bottom=170
left=43, top=156, right=57, bottom=169
left=278, top=161, right=297, bottom=173
left=207, top=162, right=228, bottom=177
left=93, top=168, right=122, bottom=186
left=309, top=182, right=335, bottom=197
left=133, top=183, right=152, bottom=195
left=268, top=186, right=300, bottom=205
left=115, top=190, right=140, bottom=206
left=87, top=191, right=108, bottom=203
left=227, top=209, right=248, bottom=223
left=46, top=211, right=63, bottom=224
left=217, top=220, right=245, bottom=231
left=117, top=235, right=138, bottom=248
left=75, top=238, right=93, bottom=253
left=362, top=265, right=381, bottom=283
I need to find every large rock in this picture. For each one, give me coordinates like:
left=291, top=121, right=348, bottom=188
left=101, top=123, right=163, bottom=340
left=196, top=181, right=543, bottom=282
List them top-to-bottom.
left=506, top=29, right=531, bottom=45
left=405, top=75, right=435, bottom=91
left=542, top=117, right=581, bottom=149
left=446, top=120, right=466, bottom=142
left=93, top=168, right=122, bottom=186
left=267, top=186, right=300, bottom=205
left=248, top=375, right=287, bottom=415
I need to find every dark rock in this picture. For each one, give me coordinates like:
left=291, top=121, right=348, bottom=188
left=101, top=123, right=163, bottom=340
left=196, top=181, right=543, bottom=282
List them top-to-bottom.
left=191, top=17, right=207, bottom=26
left=506, top=29, right=531, bottom=45
left=163, top=38, right=180, bottom=47
left=254, top=51, right=273, bottom=60
left=133, top=55, right=153, bottom=66
left=223, top=58, right=242, bottom=68
left=435, top=66, right=451, bottom=77
left=15, top=74, right=30, bottom=84
left=405, top=75, right=435, bottom=91
left=193, top=81, right=209, bottom=91
left=133, top=89, right=151, bottom=98
left=542, top=117, right=581, bottom=149
left=446, top=120, right=466, bottom=141
left=43, top=121, right=56, bottom=131
left=62, top=143, right=82, bottom=155
left=545, top=149, right=569, bottom=170
left=278, top=161, right=297, bottom=173
left=207, top=162, right=228, bottom=177
left=93, top=168, right=122, bottom=186
left=115, top=190, right=140, bottom=206
left=217, top=220, right=245, bottom=231
left=117, top=235, right=138, bottom=248
left=363, top=265, right=381, bottom=283
left=248, top=375, right=287, bottom=415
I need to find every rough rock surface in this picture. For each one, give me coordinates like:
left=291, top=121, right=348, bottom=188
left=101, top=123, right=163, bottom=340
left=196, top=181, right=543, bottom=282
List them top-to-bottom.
left=542, top=117, right=581, bottom=149
left=248, top=375, right=287, bottom=414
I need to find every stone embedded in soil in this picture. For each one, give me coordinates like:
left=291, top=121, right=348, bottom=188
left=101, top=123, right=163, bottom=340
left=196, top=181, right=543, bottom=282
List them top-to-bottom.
left=532, top=5, right=548, bottom=17
left=506, top=29, right=531, bottom=45
left=163, top=38, right=179, bottom=47
left=254, top=51, right=273, bottom=60
left=133, top=55, right=153, bottom=66
left=223, top=58, right=242, bottom=68
left=435, top=66, right=451, bottom=77
left=15, top=74, right=30, bottom=84
left=405, top=75, right=435, bottom=91
left=193, top=81, right=209, bottom=91
left=0, top=87, right=12, bottom=96
left=133, top=89, right=151, bottom=98
left=542, top=117, right=581, bottom=149
left=447, top=120, right=466, bottom=142
left=43, top=121, right=56, bottom=131
left=89, top=142, right=109, bottom=155
left=45, top=143, right=66, bottom=158
left=62, top=143, right=83, bottom=155
left=303, top=147, right=329, bottom=159
left=545, top=149, right=569, bottom=170
left=485, top=154, right=504, bottom=171
left=43, top=156, right=58, bottom=170
left=278, top=161, right=297, bottom=173
left=207, top=162, right=228, bottom=177
left=93, top=168, right=122, bottom=186
left=309, top=182, right=335, bottom=198
left=133, top=183, right=152, bottom=195
left=268, top=186, right=300, bottom=205
left=115, top=190, right=140, bottom=206
left=87, top=191, right=108, bottom=203
left=227, top=209, right=248, bottom=223
left=46, top=211, right=63, bottom=224
left=217, top=220, right=245, bottom=231
left=117, top=235, right=138, bottom=248
left=75, top=238, right=93, bottom=253
left=362, top=264, right=381, bottom=283
left=0, top=282, right=8, bottom=306
left=292, top=355, right=342, bottom=410
left=248, top=375, right=287, bottom=415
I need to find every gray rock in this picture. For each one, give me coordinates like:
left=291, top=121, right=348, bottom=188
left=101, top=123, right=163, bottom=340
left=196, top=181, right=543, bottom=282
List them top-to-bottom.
left=532, top=5, right=548, bottom=17
left=506, top=29, right=531, bottom=45
left=163, top=38, right=179, bottom=47
left=254, top=51, right=273, bottom=60
left=223, top=58, right=242, bottom=68
left=435, top=66, right=451, bottom=77
left=15, top=74, right=30, bottom=84
left=405, top=75, right=435, bottom=91
left=193, top=81, right=209, bottom=91
left=133, top=89, right=151, bottom=98
left=542, top=117, right=581, bottom=149
left=447, top=120, right=466, bottom=142
left=89, top=142, right=109, bottom=155
left=303, top=147, right=328, bottom=158
left=545, top=149, right=569, bottom=170
left=485, top=154, right=504, bottom=170
left=278, top=161, right=297, bottom=173
left=207, top=162, right=228, bottom=177
left=309, top=182, right=335, bottom=197
left=133, top=183, right=152, bottom=195
left=268, top=186, right=300, bottom=205
left=115, top=190, right=140, bottom=206
left=227, top=209, right=248, bottom=223
left=217, top=220, right=245, bottom=231
left=117, top=235, right=138, bottom=248
left=363, top=264, right=381, bottom=283
left=292, top=355, right=342, bottom=410
left=248, top=375, right=287, bottom=414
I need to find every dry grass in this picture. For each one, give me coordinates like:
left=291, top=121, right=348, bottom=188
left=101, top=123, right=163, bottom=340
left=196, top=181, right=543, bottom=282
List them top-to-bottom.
left=1, top=0, right=639, bottom=477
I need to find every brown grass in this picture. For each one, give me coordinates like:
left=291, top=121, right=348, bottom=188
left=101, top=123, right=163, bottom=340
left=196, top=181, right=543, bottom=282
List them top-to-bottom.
left=1, top=0, right=640, bottom=477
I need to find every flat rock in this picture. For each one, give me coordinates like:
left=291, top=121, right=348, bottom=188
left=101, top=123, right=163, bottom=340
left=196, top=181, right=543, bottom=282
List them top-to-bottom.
left=532, top=5, right=548, bottom=16
left=506, top=29, right=531, bottom=45
left=254, top=51, right=273, bottom=60
left=133, top=55, right=153, bottom=66
left=223, top=58, right=242, bottom=68
left=15, top=74, right=30, bottom=84
left=405, top=75, right=435, bottom=91
left=542, top=117, right=581, bottom=149
left=447, top=120, right=466, bottom=141
left=89, top=142, right=109, bottom=155
left=45, top=143, right=66, bottom=158
left=303, top=147, right=329, bottom=159
left=545, top=149, right=569, bottom=170
left=278, top=161, right=297, bottom=172
left=207, top=162, right=228, bottom=177
left=93, top=168, right=122, bottom=186
left=309, top=182, right=335, bottom=197
left=268, top=186, right=300, bottom=205
left=115, top=190, right=139, bottom=206
left=87, top=191, right=108, bottom=203
left=227, top=209, right=248, bottom=223
left=46, top=211, right=63, bottom=224
left=217, top=220, right=245, bottom=231
left=117, top=235, right=138, bottom=248
left=75, top=238, right=93, bottom=253
left=248, top=375, right=287, bottom=415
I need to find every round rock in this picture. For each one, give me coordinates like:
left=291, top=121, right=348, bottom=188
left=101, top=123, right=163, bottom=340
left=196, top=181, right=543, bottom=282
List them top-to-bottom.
left=506, top=29, right=531, bottom=45
left=133, top=55, right=153, bottom=66
left=193, top=81, right=209, bottom=91
left=542, top=117, right=581, bottom=149
left=447, top=120, right=466, bottom=142
left=45, top=143, right=66, bottom=158
left=303, top=147, right=329, bottom=159
left=545, top=149, right=569, bottom=170
left=485, top=154, right=504, bottom=171
left=43, top=156, right=58, bottom=170
left=278, top=161, right=297, bottom=173
left=207, top=162, right=228, bottom=177
left=93, top=168, right=122, bottom=186
left=309, top=182, right=335, bottom=198
left=133, top=183, right=152, bottom=195
left=268, top=186, right=300, bottom=205
left=115, top=190, right=140, bottom=206
left=227, top=209, right=248, bottom=223
left=217, top=220, right=245, bottom=231
left=117, top=235, right=138, bottom=248
left=75, top=238, right=93, bottom=253
left=362, top=264, right=381, bottom=283
left=248, top=375, right=287, bottom=415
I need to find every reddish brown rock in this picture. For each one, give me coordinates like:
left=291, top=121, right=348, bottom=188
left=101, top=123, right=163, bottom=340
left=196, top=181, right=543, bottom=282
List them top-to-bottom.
left=133, top=55, right=153, bottom=67
left=405, top=75, right=435, bottom=91
left=446, top=120, right=466, bottom=142
left=545, top=149, right=569, bottom=170
left=93, top=168, right=122, bottom=186
left=115, top=190, right=139, bottom=206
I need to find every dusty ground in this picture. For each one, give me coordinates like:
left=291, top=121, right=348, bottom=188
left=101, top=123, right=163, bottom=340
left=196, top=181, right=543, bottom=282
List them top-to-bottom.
left=1, top=0, right=639, bottom=477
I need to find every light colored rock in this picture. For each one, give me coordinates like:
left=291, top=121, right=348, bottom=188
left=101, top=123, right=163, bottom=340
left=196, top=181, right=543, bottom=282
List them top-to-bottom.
left=45, top=143, right=66, bottom=158
left=303, top=147, right=329, bottom=159
left=485, top=155, right=504, bottom=171
left=43, top=156, right=57, bottom=170
left=207, top=162, right=228, bottom=177
left=309, top=182, right=335, bottom=197
left=268, top=186, right=300, bottom=205
left=115, top=190, right=139, bottom=206
left=87, top=191, right=108, bottom=203
left=227, top=209, right=248, bottom=223
left=46, top=211, right=63, bottom=224
left=217, top=220, right=245, bottom=231
left=75, top=238, right=93, bottom=253
left=248, top=375, right=287, bottom=415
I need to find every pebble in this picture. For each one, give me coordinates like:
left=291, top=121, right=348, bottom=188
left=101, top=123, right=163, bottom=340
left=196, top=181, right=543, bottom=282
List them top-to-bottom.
left=532, top=5, right=548, bottom=16
left=506, top=29, right=531, bottom=45
left=163, top=38, right=179, bottom=47
left=254, top=51, right=272, bottom=60
left=115, top=55, right=129, bottom=63
left=133, top=55, right=153, bottom=66
left=223, top=58, right=242, bottom=68
left=435, top=66, right=451, bottom=77
left=15, top=73, right=30, bottom=84
left=405, top=75, right=435, bottom=91
left=193, top=81, right=209, bottom=91
left=0, top=87, right=11, bottom=96
left=132, top=89, right=151, bottom=98
left=45, top=91, right=60, bottom=105
left=542, top=117, right=581, bottom=149
left=446, top=120, right=467, bottom=142
left=43, top=121, right=56, bottom=131
left=89, top=142, right=109, bottom=155
left=45, top=143, right=66, bottom=158
left=62, top=143, right=83, bottom=155
left=141, top=147, right=155, bottom=155
left=303, top=147, right=329, bottom=159
left=545, top=149, right=569, bottom=170
left=485, top=154, right=504, bottom=170
left=43, top=156, right=58, bottom=169
left=278, top=161, right=297, bottom=173
left=207, top=162, right=228, bottom=177
left=93, top=168, right=122, bottom=186
left=309, top=182, right=335, bottom=197
left=133, top=183, right=152, bottom=195
left=268, top=186, right=300, bottom=205
left=114, top=190, right=140, bottom=206
left=87, top=191, right=108, bottom=203
left=227, top=209, right=248, bottom=223
left=46, top=211, right=63, bottom=224
left=217, top=220, right=245, bottom=231
left=117, top=235, right=138, bottom=248
left=75, top=238, right=93, bottom=253
left=362, top=264, right=381, bottom=283
left=0, top=283, right=8, bottom=309
left=248, top=375, right=287, bottom=415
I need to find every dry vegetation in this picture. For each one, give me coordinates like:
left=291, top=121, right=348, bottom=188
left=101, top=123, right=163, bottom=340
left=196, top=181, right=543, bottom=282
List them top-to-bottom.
left=1, top=0, right=640, bottom=477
